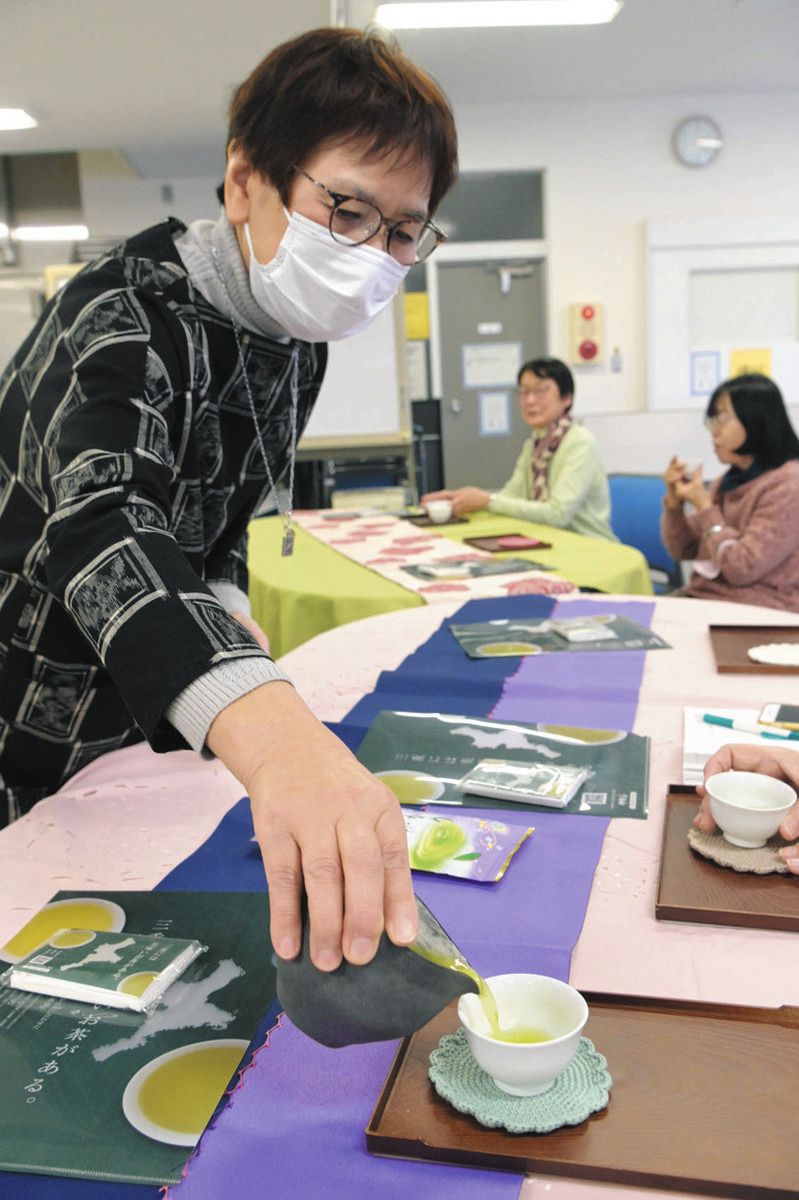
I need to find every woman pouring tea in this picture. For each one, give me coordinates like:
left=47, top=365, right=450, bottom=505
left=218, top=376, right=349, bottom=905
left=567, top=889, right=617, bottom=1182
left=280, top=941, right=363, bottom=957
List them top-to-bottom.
left=0, top=28, right=458, bottom=974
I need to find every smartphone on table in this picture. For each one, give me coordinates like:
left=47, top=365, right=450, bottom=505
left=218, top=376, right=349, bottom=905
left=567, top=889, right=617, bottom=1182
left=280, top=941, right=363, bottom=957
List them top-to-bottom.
left=758, top=703, right=799, bottom=731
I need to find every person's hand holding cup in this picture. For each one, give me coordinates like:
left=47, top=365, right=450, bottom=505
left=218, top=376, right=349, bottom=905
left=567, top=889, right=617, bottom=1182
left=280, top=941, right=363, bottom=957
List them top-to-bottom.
left=696, top=743, right=799, bottom=868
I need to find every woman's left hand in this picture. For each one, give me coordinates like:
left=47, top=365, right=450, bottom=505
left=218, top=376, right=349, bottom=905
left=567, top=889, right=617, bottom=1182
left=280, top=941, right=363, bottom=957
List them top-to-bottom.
left=674, top=466, right=711, bottom=511
left=450, top=487, right=491, bottom=516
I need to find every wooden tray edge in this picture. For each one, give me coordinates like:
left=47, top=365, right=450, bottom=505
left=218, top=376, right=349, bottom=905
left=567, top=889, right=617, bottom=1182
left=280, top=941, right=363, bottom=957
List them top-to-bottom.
left=708, top=625, right=799, bottom=674
left=656, top=786, right=799, bottom=932
left=365, top=992, right=799, bottom=1198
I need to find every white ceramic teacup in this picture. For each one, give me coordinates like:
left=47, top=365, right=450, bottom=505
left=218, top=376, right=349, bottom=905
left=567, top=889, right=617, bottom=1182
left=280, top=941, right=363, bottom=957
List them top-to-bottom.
left=424, top=499, right=452, bottom=524
left=705, top=770, right=796, bottom=849
left=458, top=972, right=588, bottom=1097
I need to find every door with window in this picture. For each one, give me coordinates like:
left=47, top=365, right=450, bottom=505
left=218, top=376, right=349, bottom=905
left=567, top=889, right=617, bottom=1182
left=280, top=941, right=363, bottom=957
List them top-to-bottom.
left=436, top=259, right=547, bottom=489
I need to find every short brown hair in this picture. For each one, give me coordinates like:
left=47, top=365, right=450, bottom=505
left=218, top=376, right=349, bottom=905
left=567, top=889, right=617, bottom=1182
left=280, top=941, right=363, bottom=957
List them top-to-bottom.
left=226, top=27, right=457, bottom=214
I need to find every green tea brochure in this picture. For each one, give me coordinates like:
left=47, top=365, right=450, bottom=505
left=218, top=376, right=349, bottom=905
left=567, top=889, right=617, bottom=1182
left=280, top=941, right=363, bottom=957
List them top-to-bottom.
left=403, top=556, right=548, bottom=581
left=450, top=613, right=670, bottom=657
left=359, top=710, right=649, bottom=819
left=457, top=759, right=589, bottom=808
left=404, top=811, right=534, bottom=882
left=0, top=890, right=274, bottom=1185
left=2, top=932, right=205, bottom=1012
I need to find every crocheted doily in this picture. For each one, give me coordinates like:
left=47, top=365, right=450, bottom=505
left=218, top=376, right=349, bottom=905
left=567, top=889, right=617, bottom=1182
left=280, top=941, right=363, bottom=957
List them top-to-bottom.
left=687, top=826, right=790, bottom=874
left=428, top=1028, right=611, bottom=1134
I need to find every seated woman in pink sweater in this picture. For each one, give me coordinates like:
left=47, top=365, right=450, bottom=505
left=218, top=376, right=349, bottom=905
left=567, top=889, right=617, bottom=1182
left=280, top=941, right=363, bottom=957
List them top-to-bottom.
left=661, top=373, right=799, bottom=611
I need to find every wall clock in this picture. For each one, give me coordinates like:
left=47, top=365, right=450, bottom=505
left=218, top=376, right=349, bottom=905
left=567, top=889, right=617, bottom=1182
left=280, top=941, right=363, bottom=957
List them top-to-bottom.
left=672, top=116, right=723, bottom=168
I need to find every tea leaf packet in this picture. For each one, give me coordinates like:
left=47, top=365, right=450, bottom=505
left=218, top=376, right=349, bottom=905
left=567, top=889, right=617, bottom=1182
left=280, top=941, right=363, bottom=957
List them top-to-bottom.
left=552, top=617, right=619, bottom=643
left=458, top=759, right=590, bottom=808
left=404, top=811, right=533, bottom=882
left=1, top=931, right=205, bottom=1012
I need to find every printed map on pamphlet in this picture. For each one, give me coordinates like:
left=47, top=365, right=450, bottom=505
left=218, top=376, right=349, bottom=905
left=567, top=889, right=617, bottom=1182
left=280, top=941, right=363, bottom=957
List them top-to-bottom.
left=0, top=890, right=273, bottom=1185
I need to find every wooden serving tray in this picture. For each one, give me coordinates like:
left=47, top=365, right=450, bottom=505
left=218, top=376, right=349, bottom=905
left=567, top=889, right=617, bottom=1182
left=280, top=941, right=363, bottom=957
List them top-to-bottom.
left=408, top=514, right=469, bottom=528
left=463, top=534, right=552, bottom=553
left=709, top=624, right=799, bottom=674
left=656, top=787, right=798, bottom=932
left=367, top=993, right=799, bottom=1198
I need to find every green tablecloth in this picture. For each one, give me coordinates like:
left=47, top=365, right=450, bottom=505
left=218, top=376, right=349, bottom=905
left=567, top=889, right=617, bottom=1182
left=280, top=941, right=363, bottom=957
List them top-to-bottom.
left=247, top=511, right=652, bottom=658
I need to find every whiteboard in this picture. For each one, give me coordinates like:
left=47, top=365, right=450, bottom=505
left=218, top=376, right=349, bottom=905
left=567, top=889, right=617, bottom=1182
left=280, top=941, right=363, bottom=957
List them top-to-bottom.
left=299, top=296, right=409, bottom=446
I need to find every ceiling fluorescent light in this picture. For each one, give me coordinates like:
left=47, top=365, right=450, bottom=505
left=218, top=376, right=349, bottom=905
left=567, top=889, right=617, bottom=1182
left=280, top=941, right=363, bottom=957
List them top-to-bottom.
left=375, top=1, right=623, bottom=28
left=0, top=108, right=38, bottom=131
left=0, top=224, right=8, bottom=238
left=13, top=225, right=89, bottom=242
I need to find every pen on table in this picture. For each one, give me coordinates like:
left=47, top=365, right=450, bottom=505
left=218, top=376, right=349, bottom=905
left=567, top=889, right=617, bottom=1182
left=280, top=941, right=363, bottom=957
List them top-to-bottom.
left=701, top=713, right=799, bottom=741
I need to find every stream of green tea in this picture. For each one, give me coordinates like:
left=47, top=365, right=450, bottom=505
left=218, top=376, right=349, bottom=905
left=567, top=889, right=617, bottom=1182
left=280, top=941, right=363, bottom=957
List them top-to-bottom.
left=411, top=944, right=550, bottom=1043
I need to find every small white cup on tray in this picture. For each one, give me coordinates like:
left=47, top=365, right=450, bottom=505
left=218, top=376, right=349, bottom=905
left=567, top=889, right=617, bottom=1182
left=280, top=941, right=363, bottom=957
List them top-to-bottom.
left=424, top=499, right=452, bottom=524
left=705, top=769, right=796, bottom=849
left=458, top=972, right=588, bottom=1097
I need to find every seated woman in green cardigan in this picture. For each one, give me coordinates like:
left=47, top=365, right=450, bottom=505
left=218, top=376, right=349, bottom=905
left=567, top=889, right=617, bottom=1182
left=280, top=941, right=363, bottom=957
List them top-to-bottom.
left=422, top=357, right=616, bottom=541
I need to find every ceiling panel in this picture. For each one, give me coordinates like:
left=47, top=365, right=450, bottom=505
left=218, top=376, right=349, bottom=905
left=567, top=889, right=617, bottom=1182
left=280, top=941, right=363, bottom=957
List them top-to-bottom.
left=1, top=0, right=797, bottom=177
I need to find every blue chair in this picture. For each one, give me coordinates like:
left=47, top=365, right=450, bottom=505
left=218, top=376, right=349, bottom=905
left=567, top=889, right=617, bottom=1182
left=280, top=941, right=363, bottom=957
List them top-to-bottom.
left=607, top=473, right=680, bottom=594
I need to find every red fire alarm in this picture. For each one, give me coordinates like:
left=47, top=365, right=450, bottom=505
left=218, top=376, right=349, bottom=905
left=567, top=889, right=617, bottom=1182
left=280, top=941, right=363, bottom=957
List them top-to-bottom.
left=569, top=303, right=604, bottom=365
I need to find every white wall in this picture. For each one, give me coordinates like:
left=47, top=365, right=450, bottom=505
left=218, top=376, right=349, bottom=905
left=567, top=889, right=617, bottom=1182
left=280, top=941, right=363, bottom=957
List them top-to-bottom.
left=455, top=89, right=799, bottom=420
left=75, top=90, right=799, bottom=476
left=79, top=171, right=219, bottom=238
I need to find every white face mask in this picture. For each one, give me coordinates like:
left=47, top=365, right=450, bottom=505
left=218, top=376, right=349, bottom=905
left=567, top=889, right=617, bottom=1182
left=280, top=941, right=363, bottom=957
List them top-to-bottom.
left=244, top=212, right=409, bottom=342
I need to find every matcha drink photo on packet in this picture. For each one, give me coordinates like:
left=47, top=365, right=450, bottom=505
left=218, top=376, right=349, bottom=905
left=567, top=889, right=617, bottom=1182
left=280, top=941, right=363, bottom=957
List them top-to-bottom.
left=403, top=811, right=534, bottom=881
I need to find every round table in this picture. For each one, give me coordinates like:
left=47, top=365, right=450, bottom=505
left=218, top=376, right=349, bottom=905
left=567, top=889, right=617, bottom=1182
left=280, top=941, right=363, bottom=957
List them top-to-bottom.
left=3, top=594, right=797, bottom=1200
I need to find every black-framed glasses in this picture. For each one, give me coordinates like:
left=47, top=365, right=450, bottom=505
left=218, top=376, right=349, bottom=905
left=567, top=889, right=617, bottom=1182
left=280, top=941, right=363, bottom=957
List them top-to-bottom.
left=297, top=169, right=446, bottom=265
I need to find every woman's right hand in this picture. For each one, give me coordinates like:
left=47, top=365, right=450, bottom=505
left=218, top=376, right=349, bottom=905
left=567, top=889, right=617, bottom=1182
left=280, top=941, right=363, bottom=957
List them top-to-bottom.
left=663, top=456, right=689, bottom=508
left=420, top=489, right=455, bottom=504
left=207, top=682, right=419, bottom=970
left=695, top=743, right=799, bottom=873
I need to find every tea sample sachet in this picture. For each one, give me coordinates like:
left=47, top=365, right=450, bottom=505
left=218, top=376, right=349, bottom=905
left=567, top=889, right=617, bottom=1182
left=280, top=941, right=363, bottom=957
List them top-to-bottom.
left=404, top=811, right=534, bottom=881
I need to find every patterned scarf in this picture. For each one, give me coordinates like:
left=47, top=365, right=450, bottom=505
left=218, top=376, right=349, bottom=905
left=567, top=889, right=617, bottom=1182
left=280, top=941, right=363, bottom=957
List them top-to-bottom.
left=531, top=413, right=573, bottom=500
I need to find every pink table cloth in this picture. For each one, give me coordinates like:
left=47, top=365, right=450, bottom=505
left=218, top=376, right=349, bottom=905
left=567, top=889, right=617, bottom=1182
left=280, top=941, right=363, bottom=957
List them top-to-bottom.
left=2, top=594, right=798, bottom=1200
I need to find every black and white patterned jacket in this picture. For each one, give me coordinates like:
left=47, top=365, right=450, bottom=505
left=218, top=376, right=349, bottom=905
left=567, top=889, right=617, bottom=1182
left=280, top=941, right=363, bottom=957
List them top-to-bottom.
left=0, top=219, right=326, bottom=814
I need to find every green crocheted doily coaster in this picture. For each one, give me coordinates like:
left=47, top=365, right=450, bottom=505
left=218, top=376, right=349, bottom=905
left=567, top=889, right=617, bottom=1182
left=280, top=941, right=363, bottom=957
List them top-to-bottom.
left=428, top=1028, right=611, bottom=1134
